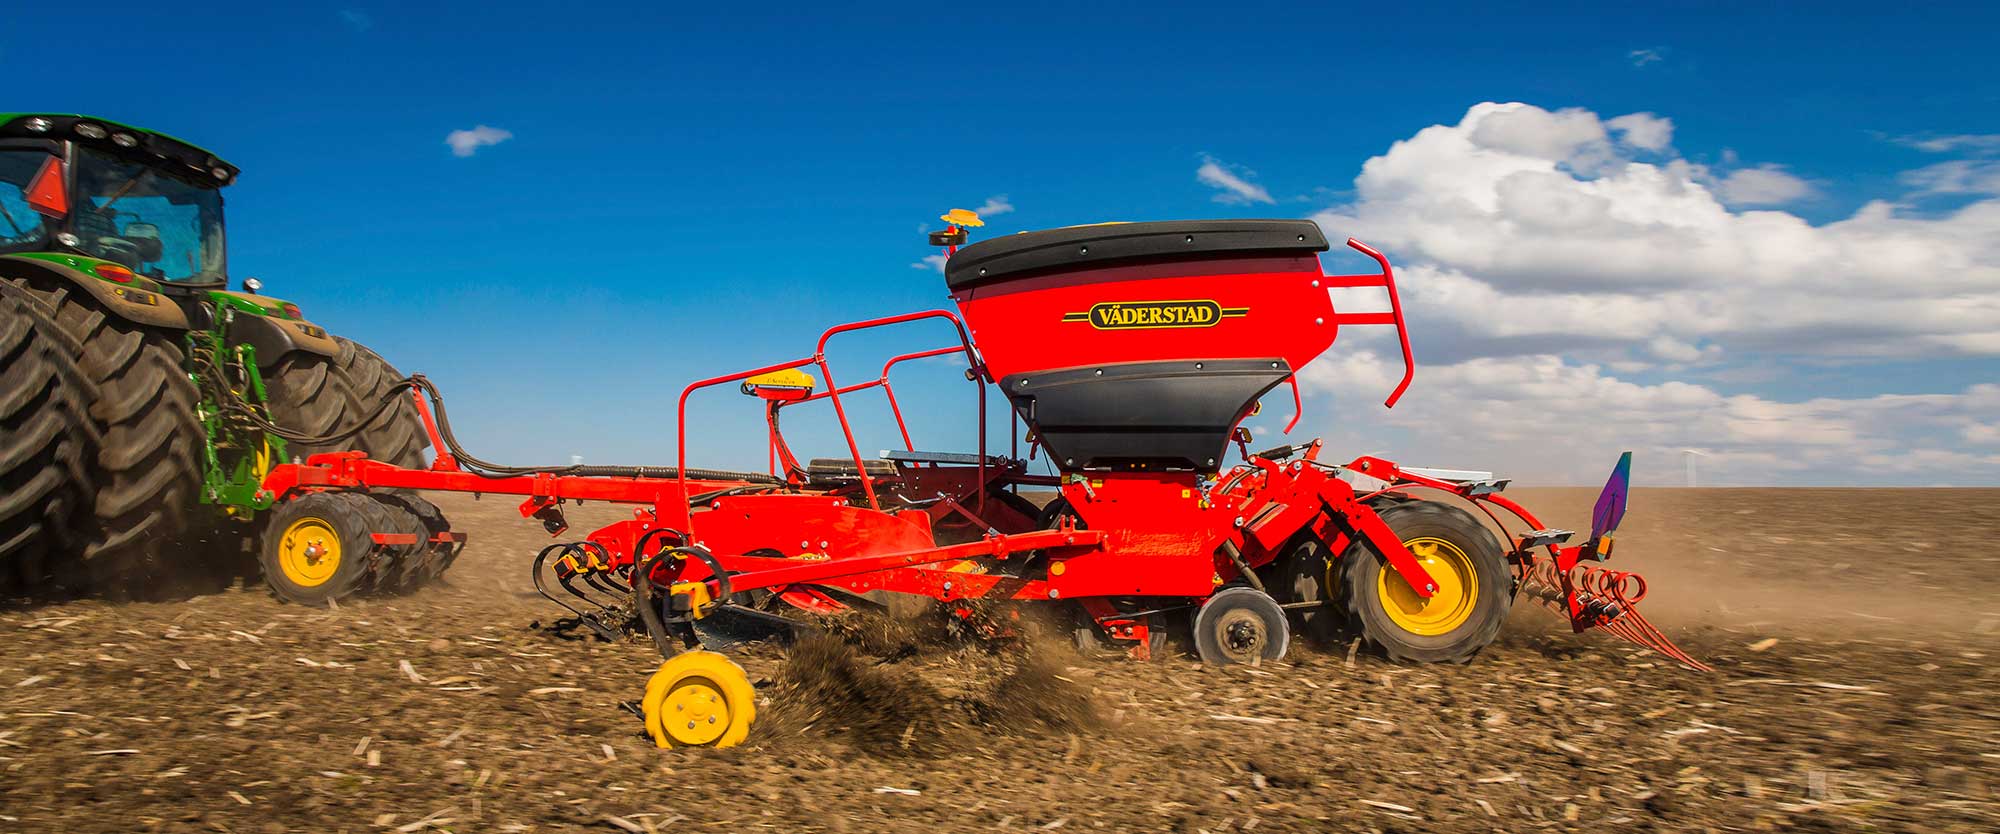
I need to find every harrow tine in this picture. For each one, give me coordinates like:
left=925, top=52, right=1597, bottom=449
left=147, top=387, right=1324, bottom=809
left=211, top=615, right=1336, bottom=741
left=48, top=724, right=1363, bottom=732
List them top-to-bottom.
left=532, top=544, right=623, bottom=641
left=1514, top=557, right=1709, bottom=672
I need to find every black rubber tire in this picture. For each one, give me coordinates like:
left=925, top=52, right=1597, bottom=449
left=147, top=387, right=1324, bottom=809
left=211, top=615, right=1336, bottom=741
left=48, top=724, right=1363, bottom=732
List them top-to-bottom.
left=7, top=279, right=205, bottom=594
left=0, top=284, right=101, bottom=597
left=329, top=336, right=427, bottom=469
left=264, top=352, right=366, bottom=461
left=260, top=491, right=411, bottom=605
left=370, top=492, right=453, bottom=589
left=362, top=493, right=431, bottom=594
left=1337, top=499, right=1510, bottom=664
left=1280, top=534, right=1339, bottom=644
left=1192, top=586, right=1290, bottom=666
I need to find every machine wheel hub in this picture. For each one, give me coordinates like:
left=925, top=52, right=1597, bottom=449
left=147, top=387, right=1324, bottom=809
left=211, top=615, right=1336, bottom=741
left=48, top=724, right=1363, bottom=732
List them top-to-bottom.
left=278, top=518, right=342, bottom=587
left=1377, top=536, right=1478, bottom=636
left=641, top=650, right=756, bottom=749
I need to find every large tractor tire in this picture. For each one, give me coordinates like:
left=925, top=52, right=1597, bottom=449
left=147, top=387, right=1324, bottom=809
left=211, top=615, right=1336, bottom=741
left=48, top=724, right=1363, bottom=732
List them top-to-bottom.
left=7, top=279, right=205, bottom=595
left=0, top=284, right=100, bottom=597
left=329, top=336, right=427, bottom=469
left=265, top=339, right=429, bottom=469
left=263, top=352, right=367, bottom=461
left=1336, top=499, right=1511, bottom=664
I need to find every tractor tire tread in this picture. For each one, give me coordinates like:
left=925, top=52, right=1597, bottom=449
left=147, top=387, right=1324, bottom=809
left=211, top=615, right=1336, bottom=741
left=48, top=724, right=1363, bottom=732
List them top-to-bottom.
left=6, top=277, right=204, bottom=594
left=0, top=283, right=99, bottom=595
left=329, top=337, right=427, bottom=469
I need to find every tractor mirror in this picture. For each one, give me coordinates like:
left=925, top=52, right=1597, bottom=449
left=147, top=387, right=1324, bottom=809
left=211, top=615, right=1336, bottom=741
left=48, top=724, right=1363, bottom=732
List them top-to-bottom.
left=26, top=157, right=66, bottom=218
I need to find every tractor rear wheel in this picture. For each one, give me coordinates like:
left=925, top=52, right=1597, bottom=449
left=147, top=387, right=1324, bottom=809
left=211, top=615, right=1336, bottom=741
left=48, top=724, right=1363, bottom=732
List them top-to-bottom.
left=6, top=279, right=205, bottom=595
left=0, top=284, right=100, bottom=596
left=330, top=336, right=427, bottom=469
left=263, top=352, right=367, bottom=460
left=261, top=491, right=413, bottom=605
left=1338, top=499, right=1510, bottom=664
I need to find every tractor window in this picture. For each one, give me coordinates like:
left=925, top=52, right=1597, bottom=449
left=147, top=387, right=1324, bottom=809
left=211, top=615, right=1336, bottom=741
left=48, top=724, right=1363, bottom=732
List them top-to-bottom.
left=70, top=147, right=225, bottom=283
left=0, top=150, right=52, bottom=253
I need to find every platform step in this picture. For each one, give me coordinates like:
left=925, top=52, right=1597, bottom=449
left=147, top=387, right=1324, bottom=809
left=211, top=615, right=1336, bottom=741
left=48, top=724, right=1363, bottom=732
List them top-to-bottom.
left=1517, top=529, right=1574, bottom=549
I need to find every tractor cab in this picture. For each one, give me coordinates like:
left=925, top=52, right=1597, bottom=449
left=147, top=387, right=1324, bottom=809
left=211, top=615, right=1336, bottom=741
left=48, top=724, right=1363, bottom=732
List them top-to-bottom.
left=0, top=114, right=235, bottom=287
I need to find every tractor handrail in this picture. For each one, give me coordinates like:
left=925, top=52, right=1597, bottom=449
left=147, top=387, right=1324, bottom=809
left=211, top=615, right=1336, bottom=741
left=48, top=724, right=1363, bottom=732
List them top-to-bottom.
left=1323, top=238, right=1415, bottom=408
left=676, top=309, right=984, bottom=521
left=811, top=310, right=980, bottom=511
left=777, top=344, right=973, bottom=455
left=878, top=345, right=974, bottom=455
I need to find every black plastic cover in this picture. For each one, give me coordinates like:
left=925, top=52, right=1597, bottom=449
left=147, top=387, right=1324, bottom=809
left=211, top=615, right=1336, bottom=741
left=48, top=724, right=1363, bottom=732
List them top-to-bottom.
left=945, top=220, right=1328, bottom=292
left=1003, top=359, right=1292, bottom=472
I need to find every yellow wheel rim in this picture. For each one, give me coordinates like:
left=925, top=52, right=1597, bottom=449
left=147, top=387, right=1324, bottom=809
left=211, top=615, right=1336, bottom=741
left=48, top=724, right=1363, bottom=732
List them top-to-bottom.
left=277, top=517, right=342, bottom=587
left=1376, top=536, right=1478, bottom=636
left=641, top=651, right=756, bottom=749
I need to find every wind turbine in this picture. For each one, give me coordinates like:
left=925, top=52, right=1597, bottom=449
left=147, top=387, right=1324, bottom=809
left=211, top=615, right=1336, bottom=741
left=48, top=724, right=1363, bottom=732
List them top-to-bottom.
left=1680, top=448, right=1708, bottom=488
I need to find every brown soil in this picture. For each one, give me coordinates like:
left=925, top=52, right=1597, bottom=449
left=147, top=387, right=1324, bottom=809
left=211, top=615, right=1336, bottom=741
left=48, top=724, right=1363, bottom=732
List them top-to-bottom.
left=1, top=488, right=1993, bottom=833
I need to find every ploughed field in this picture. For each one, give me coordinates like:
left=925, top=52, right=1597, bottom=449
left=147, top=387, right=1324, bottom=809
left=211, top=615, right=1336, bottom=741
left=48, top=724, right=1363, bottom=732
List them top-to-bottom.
left=0, top=488, right=1993, bottom=833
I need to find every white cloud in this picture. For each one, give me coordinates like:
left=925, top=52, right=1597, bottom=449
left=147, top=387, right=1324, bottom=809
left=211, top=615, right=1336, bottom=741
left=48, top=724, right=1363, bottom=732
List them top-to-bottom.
left=338, top=9, right=372, bottom=31
left=1628, top=48, right=1665, bottom=67
left=1287, top=102, right=2000, bottom=484
left=1310, top=102, right=2000, bottom=364
left=1469, top=105, right=1611, bottom=165
left=1605, top=112, right=1673, bottom=152
left=445, top=125, right=512, bottom=157
left=1892, top=133, right=2000, bottom=154
left=1196, top=155, right=1276, bottom=205
left=1901, top=159, right=2000, bottom=195
left=1714, top=164, right=1814, bottom=205
left=974, top=195, right=1015, bottom=217
left=910, top=252, right=948, bottom=273
left=1298, top=353, right=2000, bottom=485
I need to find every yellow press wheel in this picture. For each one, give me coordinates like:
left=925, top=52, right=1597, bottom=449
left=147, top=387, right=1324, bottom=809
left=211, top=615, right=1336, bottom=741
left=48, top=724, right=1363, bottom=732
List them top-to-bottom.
left=260, top=492, right=407, bottom=605
left=1338, top=499, right=1510, bottom=664
left=641, top=651, right=756, bottom=749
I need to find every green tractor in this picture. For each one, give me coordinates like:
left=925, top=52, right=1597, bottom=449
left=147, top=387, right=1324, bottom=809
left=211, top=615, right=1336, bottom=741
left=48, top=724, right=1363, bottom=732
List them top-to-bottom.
left=0, top=113, right=448, bottom=602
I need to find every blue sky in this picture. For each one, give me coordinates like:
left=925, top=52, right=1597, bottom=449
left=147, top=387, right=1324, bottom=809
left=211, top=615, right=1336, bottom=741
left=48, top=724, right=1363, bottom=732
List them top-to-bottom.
left=8, top=1, right=1998, bottom=484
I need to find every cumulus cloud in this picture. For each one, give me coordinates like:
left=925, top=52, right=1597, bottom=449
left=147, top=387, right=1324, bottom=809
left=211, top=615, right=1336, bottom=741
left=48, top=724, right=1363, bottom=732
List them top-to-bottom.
left=1291, top=102, right=2000, bottom=484
left=1311, top=102, right=2000, bottom=364
left=1606, top=112, right=1673, bottom=151
left=445, top=125, right=512, bottom=157
left=1197, top=155, right=1276, bottom=205
left=1714, top=164, right=1815, bottom=205
left=974, top=195, right=1015, bottom=217
left=910, top=252, right=948, bottom=273
left=1297, top=353, right=2000, bottom=485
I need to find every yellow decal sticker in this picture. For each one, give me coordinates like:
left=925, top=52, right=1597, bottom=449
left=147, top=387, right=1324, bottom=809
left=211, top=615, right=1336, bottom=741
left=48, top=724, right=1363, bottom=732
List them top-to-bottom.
left=1063, top=300, right=1248, bottom=329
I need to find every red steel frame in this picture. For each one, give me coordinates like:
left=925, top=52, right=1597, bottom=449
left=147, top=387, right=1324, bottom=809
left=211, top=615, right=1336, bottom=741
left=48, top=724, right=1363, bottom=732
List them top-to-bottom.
left=255, top=236, right=1700, bottom=667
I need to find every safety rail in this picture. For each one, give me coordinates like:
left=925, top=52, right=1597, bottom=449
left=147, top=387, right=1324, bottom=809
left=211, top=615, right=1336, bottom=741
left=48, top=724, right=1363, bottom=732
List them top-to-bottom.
left=1324, top=238, right=1415, bottom=409
left=674, top=309, right=985, bottom=520
left=778, top=344, right=977, bottom=457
